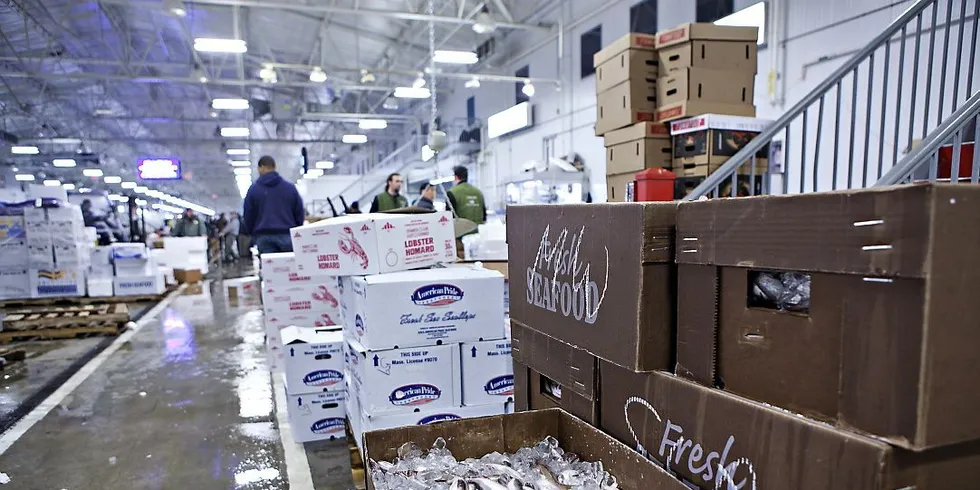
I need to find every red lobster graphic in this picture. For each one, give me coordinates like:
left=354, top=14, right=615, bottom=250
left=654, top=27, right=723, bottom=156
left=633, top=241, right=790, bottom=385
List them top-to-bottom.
left=338, top=226, right=369, bottom=269
left=311, top=285, right=339, bottom=309
left=314, top=313, right=337, bottom=327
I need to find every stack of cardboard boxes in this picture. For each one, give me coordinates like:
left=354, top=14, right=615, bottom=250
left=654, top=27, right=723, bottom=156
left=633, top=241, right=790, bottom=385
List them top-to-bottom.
left=596, top=24, right=769, bottom=202
left=507, top=184, right=980, bottom=489
left=289, top=212, right=513, bottom=451
left=280, top=326, right=347, bottom=442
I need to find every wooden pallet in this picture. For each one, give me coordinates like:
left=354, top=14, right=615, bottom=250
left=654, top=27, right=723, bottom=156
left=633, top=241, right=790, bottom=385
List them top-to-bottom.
left=0, top=292, right=165, bottom=309
left=2, top=304, right=130, bottom=331
left=0, top=323, right=125, bottom=344
left=0, top=348, right=26, bottom=369
left=347, top=419, right=367, bottom=490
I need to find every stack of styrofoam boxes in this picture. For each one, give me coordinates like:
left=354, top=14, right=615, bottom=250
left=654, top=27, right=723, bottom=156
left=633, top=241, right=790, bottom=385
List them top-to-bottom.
left=24, top=205, right=88, bottom=298
left=0, top=210, right=31, bottom=300
left=289, top=211, right=510, bottom=450
left=160, top=236, right=209, bottom=275
left=112, top=243, right=166, bottom=296
left=87, top=246, right=115, bottom=297
left=260, top=252, right=342, bottom=372
left=280, top=326, right=347, bottom=442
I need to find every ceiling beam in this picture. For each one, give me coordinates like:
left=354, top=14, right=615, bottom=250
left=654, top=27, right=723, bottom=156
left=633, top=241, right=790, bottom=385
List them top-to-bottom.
left=100, top=0, right=551, bottom=31
left=0, top=70, right=406, bottom=91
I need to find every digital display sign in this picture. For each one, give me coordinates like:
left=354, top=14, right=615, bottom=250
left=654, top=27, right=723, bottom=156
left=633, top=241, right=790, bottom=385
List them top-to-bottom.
left=137, top=158, right=182, bottom=180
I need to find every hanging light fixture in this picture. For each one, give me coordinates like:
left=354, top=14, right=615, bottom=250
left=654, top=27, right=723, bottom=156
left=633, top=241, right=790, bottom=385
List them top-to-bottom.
left=472, top=7, right=497, bottom=34
left=259, top=64, right=278, bottom=84
left=309, top=66, right=327, bottom=83
left=360, top=69, right=376, bottom=84
left=412, top=73, right=426, bottom=89
left=464, top=77, right=481, bottom=89
left=522, top=80, right=536, bottom=97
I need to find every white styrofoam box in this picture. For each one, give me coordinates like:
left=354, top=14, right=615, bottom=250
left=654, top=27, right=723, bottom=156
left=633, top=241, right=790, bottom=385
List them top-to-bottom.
left=27, top=184, right=67, bottom=202
left=45, top=205, right=83, bottom=222
left=290, top=212, right=456, bottom=276
left=0, top=216, right=26, bottom=242
left=25, top=226, right=52, bottom=247
left=83, top=227, right=98, bottom=243
left=163, top=236, right=208, bottom=251
left=161, top=237, right=208, bottom=274
left=0, top=240, right=29, bottom=268
left=110, top=242, right=148, bottom=260
left=54, top=243, right=89, bottom=267
left=27, top=244, right=54, bottom=268
left=90, top=246, right=112, bottom=266
left=149, top=248, right=171, bottom=267
left=114, top=258, right=155, bottom=278
left=89, top=263, right=115, bottom=279
left=158, top=266, right=175, bottom=286
left=351, top=267, right=505, bottom=350
left=0, top=268, right=31, bottom=300
left=29, top=268, right=85, bottom=298
left=113, top=274, right=166, bottom=296
left=224, top=276, right=260, bottom=302
left=87, top=277, right=114, bottom=297
left=261, top=281, right=341, bottom=320
left=265, top=310, right=339, bottom=331
left=266, top=322, right=285, bottom=372
left=281, top=326, right=345, bottom=395
left=346, top=338, right=461, bottom=416
left=460, top=339, right=513, bottom=406
left=284, top=383, right=346, bottom=442
left=351, top=398, right=508, bottom=446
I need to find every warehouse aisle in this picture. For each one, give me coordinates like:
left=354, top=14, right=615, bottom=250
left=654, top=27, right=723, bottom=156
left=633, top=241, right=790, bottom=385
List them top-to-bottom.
left=0, top=282, right=347, bottom=489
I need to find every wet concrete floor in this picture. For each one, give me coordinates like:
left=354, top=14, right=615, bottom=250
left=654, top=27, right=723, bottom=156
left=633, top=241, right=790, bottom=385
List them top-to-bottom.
left=0, top=281, right=354, bottom=489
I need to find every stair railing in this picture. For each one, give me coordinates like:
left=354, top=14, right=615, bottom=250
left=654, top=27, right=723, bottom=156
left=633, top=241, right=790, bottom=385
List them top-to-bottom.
left=684, top=0, right=978, bottom=200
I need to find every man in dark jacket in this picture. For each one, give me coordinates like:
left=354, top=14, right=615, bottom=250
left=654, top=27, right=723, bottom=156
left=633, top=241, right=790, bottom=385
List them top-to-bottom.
left=242, top=155, right=305, bottom=254
left=414, top=183, right=435, bottom=210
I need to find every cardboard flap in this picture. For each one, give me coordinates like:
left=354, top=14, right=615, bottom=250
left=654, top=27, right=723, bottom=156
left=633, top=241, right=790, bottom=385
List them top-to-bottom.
left=655, top=23, right=759, bottom=49
left=593, top=32, right=657, bottom=67
left=675, top=184, right=947, bottom=277
left=511, top=322, right=596, bottom=399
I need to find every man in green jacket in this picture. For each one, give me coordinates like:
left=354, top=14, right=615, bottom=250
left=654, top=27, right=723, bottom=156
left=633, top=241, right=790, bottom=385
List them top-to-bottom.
left=447, top=166, right=486, bottom=225
left=369, top=173, right=409, bottom=212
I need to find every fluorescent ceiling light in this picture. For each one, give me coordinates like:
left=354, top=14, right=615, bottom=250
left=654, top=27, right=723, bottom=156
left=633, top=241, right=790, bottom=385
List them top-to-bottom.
left=715, top=2, right=767, bottom=45
left=193, top=38, right=247, bottom=54
left=433, top=50, right=479, bottom=64
left=309, top=67, right=327, bottom=83
left=465, top=77, right=481, bottom=89
left=522, top=80, right=536, bottom=97
left=394, top=87, right=431, bottom=99
left=211, top=98, right=249, bottom=110
left=488, top=101, right=533, bottom=139
left=358, top=119, right=388, bottom=130
left=220, top=127, right=250, bottom=137
left=342, top=134, right=368, bottom=144
left=11, top=145, right=39, bottom=155
left=226, top=148, right=250, bottom=156
left=52, top=158, right=76, bottom=167
left=229, top=160, right=251, bottom=167
left=315, top=160, right=335, bottom=169
left=82, top=168, right=104, bottom=177
left=233, top=168, right=252, bottom=176
left=304, top=169, right=324, bottom=179
left=14, top=174, right=34, bottom=181
left=104, top=176, right=122, bottom=184
left=43, top=179, right=61, bottom=187
left=121, top=181, right=137, bottom=189
left=63, top=183, right=76, bottom=190
left=134, top=186, right=149, bottom=193
left=78, top=187, right=90, bottom=193
left=108, top=194, right=124, bottom=201
left=135, top=198, right=148, bottom=206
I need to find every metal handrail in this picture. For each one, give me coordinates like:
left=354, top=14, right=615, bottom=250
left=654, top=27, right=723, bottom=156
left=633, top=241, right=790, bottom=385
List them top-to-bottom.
left=684, top=0, right=978, bottom=199
left=876, top=90, right=980, bottom=185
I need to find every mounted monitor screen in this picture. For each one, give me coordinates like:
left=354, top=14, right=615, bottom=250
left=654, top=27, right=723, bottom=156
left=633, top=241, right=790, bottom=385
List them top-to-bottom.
left=137, top=158, right=182, bottom=180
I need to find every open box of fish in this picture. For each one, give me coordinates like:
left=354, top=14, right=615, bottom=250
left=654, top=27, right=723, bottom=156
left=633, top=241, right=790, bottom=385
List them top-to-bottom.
left=362, top=408, right=688, bottom=490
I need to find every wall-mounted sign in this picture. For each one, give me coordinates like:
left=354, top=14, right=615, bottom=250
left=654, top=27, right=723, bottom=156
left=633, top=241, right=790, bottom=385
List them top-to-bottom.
left=488, top=102, right=533, bottom=139
left=137, top=158, right=182, bottom=180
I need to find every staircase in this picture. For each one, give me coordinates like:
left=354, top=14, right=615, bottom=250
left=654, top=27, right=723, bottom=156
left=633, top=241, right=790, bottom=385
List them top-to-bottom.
left=687, top=0, right=979, bottom=200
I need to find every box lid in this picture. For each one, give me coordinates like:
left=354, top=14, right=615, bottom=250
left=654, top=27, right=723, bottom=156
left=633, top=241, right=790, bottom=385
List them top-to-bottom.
left=655, top=23, right=759, bottom=49
left=593, top=32, right=657, bottom=67
left=670, top=114, right=773, bottom=135
left=603, top=122, right=671, bottom=147
left=362, top=266, right=502, bottom=284
left=282, top=326, right=343, bottom=345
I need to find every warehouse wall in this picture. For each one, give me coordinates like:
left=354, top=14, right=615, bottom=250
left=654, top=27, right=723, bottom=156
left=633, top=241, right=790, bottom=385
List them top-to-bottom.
left=433, top=0, right=978, bottom=205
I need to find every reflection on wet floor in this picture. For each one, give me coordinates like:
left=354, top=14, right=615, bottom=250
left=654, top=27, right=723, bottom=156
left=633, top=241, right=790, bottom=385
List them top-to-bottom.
left=0, top=282, right=304, bottom=489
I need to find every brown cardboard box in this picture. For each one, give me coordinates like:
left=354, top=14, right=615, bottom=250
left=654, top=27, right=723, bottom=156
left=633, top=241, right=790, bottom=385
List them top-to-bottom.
left=654, top=23, right=759, bottom=49
left=656, top=23, right=758, bottom=73
left=594, top=33, right=658, bottom=94
left=658, top=68, right=754, bottom=109
left=595, top=80, right=657, bottom=135
left=656, top=100, right=756, bottom=122
left=670, top=113, right=770, bottom=169
left=605, top=122, right=672, bottom=174
left=672, top=161, right=767, bottom=178
left=606, top=172, right=635, bottom=202
left=674, top=175, right=765, bottom=199
left=675, top=184, right=980, bottom=450
left=507, top=203, right=676, bottom=371
left=173, top=268, right=202, bottom=284
left=511, top=323, right=598, bottom=424
left=599, top=361, right=980, bottom=490
left=362, top=408, right=691, bottom=490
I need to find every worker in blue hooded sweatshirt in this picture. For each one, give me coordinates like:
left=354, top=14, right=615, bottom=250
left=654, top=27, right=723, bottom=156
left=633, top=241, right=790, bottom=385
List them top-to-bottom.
left=242, top=155, right=306, bottom=254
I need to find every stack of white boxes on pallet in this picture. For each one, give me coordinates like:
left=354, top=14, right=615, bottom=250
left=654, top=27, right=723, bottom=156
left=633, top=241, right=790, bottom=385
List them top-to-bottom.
left=11, top=204, right=91, bottom=299
left=290, top=212, right=513, bottom=451
left=111, top=243, right=166, bottom=296
left=260, top=252, right=342, bottom=372
left=280, top=326, right=346, bottom=442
